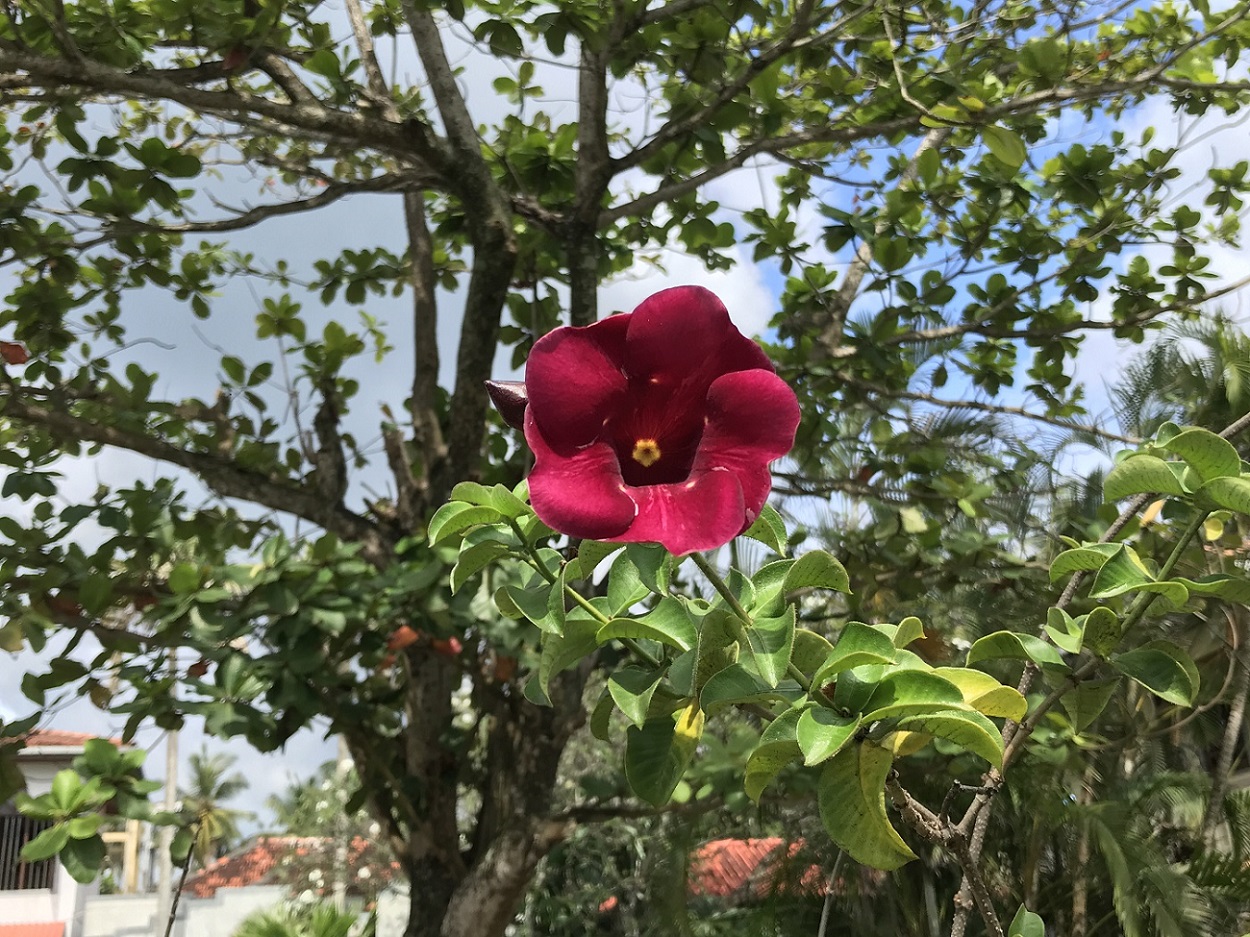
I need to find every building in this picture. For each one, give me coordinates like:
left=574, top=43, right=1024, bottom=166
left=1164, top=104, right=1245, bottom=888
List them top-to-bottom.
left=0, top=731, right=143, bottom=937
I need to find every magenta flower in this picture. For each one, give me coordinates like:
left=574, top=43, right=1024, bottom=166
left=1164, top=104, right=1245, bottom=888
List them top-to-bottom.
left=509, top=285, right=799, bottom=556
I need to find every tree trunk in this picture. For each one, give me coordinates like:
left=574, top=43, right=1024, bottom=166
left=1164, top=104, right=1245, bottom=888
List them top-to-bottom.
left=395, top=664, right=585, bottom=937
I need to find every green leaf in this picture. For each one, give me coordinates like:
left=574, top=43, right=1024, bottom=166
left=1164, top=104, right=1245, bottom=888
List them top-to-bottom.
left=304, top=49, right=342, bottom=80
left=982, top=125, right=1027, bottom=171
left=1163, top=428, right=1241, bottom=481
left=1103, top=455, right=1187, bottom=500
left=1198, top=476, right=1250, bottom=515
left=450, top=481, right=530, bottom=519
left=428, top=501, right=503, bottom=546
left=741, top=503, right=787, bottom=556
left=450, top=540, right=510, bottom=593
left=570, top=540, right=621, bottom=580
left=1049, top=542, right=1120, bottom=580
left=625, top=543, right=671, bottom=594
left=1089, top=545, right=1188, bottom=607
left=607, top=550, right=649, bottom=615
left=782, top=550, right=851, bottom=595
left=749, top=559, right=794, bottom=615
left=168, top=562, right=202, bottom=595
left=1176, top=574, right=1250, bottom=604
left=502, top=581, right=561, bottom=634
left=597, top=597, right=697, bottom=651
left=747, top=606, right=796, bottom=687
left=1082, top=606, right=1121, bottom=658
left=1045, top=607, right=1083, bottom=654
left=695, top=609, right=741, bottom=690
left=538, top=616, right=599, bottom=694
left=893, top=616, right=925, bottom=649
left=812, top=623, right=896, bottom=690
left=790, top=629, right=835, bottom=678
left=967, top=631, right=1069, bottom=676
left=1112, top=640, right=1200, bottom=706
left=699, top=663, right=784, bottom=712
left=608, top=667, right=666, bottom=728
left=932, top=668, right=1027, bottom=720
left=859, top=670, right=965, bottom=721
left=1060, top=677, right=1120, bottom=731
left=590, top=690, right=614, bottom=741
left=625, top=704, right=703, bottom=807
left=797, top=708, right=859, bottom=766
left=745, top=709, right=804, bottom=800
left=896, top=709, right=1003, bottom=767
left=745, top=738, right=802, bottom=802
left=819, top=742, right=916, bottom=870
left=51, top=768, right=81, bottom=810
left=67, top=814, right=102, bottom=839
left=21, top=823, right=69, bottom=861
left=170, top=827, right=193, bottom=863
left=61, top=833, right=106, bottom=884
left=1008, top=905, right=1046, bottom=937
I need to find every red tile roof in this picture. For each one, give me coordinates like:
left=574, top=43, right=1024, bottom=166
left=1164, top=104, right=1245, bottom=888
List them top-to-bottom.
left=4, top=730, right=124, bottom=749
left=182, top=835, right=397, bottom=899
left=182, top=835, right=318, bottom=898
left=688, top=838, right=825, bottom=900
left=0, top=925, right=66, bottom=937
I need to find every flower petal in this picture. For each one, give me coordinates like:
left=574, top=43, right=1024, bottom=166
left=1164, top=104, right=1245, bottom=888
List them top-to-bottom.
left=623, top=286, right=775, bottom=422
left=625, top=286, right=774, bottom=374
left=525, top=314, right=630, bottom=452
left=694, top=369, right=800, bottom=518
left=525, top=411, right=637, bottom=540
left=610, top=468, right=746, bottom=556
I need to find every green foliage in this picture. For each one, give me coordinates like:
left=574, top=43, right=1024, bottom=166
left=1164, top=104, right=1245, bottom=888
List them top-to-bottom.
left=5, top=1, right=1250, bottom=934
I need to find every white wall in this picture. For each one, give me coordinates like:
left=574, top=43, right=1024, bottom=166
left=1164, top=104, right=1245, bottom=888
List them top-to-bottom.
left=81, top=886, right=287, bottom=937
left=0, top=888, right=56, bottom=923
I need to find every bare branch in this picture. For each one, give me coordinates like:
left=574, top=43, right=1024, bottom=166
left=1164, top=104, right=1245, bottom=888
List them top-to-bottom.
left=344, top=0, right=394, bottom=108
left=401, top=3, right=518, bottom=499
left=113, top=173, right=417, bottom=236
left=404, top=190, right=445, bottom=501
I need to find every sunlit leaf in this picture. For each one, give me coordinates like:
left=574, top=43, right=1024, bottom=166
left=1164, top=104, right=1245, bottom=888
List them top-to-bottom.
left=1162, top=427, right=1241, bottom=481
left=1103, top=454, right=1187, bottom=500
left=797, top=708, right=859, bottom=765
left=818, top=742, right=916, bottom=870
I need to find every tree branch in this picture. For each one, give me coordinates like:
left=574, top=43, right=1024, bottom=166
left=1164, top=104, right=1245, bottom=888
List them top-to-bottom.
left=344, top=0, right=394, bottom=107
left=401, top=2, right=518, bottom=500
left=0, top=46, right=445, bottom=169
left=816, top=125, right=950, bottom=355
left=113, top=172, right=417, bottom=235
left=403, top=189, right=445, bottom=504
left=0, top=388, right=393, bottom=566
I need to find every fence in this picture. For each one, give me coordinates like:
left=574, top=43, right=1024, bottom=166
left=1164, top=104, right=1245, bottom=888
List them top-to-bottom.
left=0, top=814, right=56, bottom=890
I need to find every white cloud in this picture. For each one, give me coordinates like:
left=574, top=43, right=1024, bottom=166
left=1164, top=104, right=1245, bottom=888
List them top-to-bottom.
left=602, top=243, right=777, bottom=338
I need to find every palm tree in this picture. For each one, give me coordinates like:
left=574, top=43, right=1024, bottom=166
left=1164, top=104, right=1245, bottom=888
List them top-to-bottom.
left=1112, top=313, right=1250, bottom=440
left=181, top=747, right=254, bottom=867
left=231, top=901, right=370, bottom=937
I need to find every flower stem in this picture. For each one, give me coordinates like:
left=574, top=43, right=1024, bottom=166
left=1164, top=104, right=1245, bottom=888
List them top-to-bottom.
left=1119, top=508, right=1210, bottom=637
left=508, top=521, right=662, bottom=668
left=689, top=551, right=811, bottom=692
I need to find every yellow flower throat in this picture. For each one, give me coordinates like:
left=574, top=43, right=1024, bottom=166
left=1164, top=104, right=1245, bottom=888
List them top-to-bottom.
left=631, top=438, right=662, bottom=467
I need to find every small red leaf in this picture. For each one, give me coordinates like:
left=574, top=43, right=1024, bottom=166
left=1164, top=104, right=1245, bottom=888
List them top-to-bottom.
left=1, top=341, right=29, bottom=365
left=387, top=625, right=421, bottom=651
